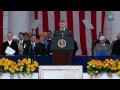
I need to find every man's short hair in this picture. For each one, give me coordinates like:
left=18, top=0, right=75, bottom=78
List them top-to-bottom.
left=60, top=20, right=66, bottom=23
left=48, top=30, right=52, bottom=34
left=7, top=32, right=12, bottom=35
left=18, top=32, right=24, bottom=36
left=24, top=32, right=29, bottom=36
left=99, top=32, right=104, bottom=36
left=31, top=34, right=36, bottom=37
left=36, top=35, right=40, bottom=39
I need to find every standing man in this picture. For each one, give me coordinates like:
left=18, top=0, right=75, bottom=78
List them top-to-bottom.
left=53, top=20, right=72, bottom=37
left=46, top=30, right=52, bottom=55
left=47, top=30, right=52, bottom=40
left=2, top=32, right=19, bottom=56
left=17, top=32, right=27, bottom=55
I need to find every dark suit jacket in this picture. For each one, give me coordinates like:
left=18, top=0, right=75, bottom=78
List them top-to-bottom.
left=53, top=29, right=72, bottom=37
left=46, top=39, right=52, bottom=55
left=2, top=40, right=19, bottom=55
left=112, top=40, right=120, bottom=56
left=72, top=41, right=78, bottom=56
left=23, top=42, right=46, bottom=56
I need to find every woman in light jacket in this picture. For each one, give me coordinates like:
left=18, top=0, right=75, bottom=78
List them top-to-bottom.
left=94, top=36, right=110, bottom=56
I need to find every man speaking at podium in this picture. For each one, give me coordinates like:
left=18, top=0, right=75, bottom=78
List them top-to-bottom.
left=52, top=20, right=74, bottom=65
left=53, top=20, right=72, bottom=37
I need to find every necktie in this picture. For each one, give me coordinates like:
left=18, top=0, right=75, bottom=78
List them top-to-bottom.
left=19, top=41, right=22, bottom=45
left=44, top=41, right=49, bottom=49
left=32, top=44, right=35, bottom=50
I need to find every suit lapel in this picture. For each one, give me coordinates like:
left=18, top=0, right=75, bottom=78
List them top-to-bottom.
left=11, top=40, right=14, bottom=46
left=6, top=41, right=9, bottom=46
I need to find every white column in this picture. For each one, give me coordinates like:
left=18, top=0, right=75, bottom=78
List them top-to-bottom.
left=8, top=11, right=30, bottom=37
left=110, top=11, right=120, bottom=42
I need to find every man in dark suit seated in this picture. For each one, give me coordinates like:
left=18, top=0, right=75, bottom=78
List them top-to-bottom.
left=53, top=20, right=72, bottom=37
left=2, top=32, right=19, bottom=56
left=111, top=33, right=120, bottom=56
left=23, top=35, right=46, bottom=58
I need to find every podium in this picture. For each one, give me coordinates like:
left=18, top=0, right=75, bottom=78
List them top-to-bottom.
left=51, top=37, right=74, bottom=65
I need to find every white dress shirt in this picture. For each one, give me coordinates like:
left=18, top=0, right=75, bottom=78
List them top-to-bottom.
left=60, top=28, right=65, bottom=31
left=47, top=38, right=51, bottom=40
left=8, top=39, right=12, bottom=46
left=19, top=40, right=23, bottom=45
left=31, top=42, right=36, bottom=46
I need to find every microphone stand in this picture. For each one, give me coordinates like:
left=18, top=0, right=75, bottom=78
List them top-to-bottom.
left=28, top=43, right=34, bottom=64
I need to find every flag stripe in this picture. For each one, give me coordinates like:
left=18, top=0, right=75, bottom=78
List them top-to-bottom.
left=0, top=11, right=3, bottom=55
left=34, top=11, right=39, bottom=35
left=38, top=11, right=43, bottom=34
left=42, top=11, right=48, bottom=32
left=48, top=11, right=55, bottom=33
left=54, top=11, right=60, bottom=30
left=60, top=11, right=68, bottom=28
left=67, top=11, right=74, bottom=36
left=73, top=11, right=82, bottom=55
left=79, top=11, right=87, bottom=55
left=85, top=11, right=92, bottom=55
left=91, top=11, right=97, bottom=43
left=96, top=11, right=102, bottom=38
left=102, top=11, right=105, bottom=33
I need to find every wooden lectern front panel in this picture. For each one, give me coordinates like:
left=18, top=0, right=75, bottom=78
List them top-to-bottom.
left=53, top=52, right=72, bottom=65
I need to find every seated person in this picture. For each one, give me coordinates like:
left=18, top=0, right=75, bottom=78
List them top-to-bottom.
left=93, top=32, right=110, bottom=48
left=111, top=33, right=120, bottom=56
left=94, top=36, right=110, bottom=56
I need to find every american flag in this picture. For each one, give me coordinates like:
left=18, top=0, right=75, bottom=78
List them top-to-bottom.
left=0, top=11, right=3, bottom=55
left=34, top=11, right=105, bottom=55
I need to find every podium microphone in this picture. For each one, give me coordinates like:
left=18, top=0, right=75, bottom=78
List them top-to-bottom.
left=61, top=33, right=64, bottom=37
left=28, top=44, right=34, bottom=63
